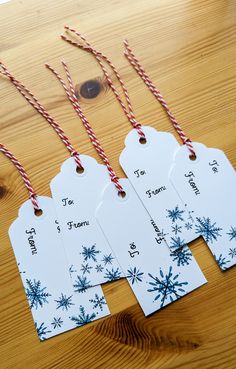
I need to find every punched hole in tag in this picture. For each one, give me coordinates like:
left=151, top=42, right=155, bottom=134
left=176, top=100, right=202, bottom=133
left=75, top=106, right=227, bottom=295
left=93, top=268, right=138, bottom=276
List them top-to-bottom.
left=139, top=137, right=147, bottom=145
left=189, top=154, right=197, bottom=161
left=76, top=166, right=85, bottom=174
left=118, top=190, right=126, bottom=199
left=34, top=208, right=43, bottom=217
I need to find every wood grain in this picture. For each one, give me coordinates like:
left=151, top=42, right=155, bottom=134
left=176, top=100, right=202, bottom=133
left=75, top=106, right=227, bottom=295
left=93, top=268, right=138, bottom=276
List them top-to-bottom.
left=0, top=0, right=236, bottom=368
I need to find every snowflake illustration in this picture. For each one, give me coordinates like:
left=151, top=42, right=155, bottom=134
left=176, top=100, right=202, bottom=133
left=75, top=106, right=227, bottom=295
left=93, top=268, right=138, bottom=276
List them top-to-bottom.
left=166, top=206, right=185, bottom=223
left=187, top=208, right=195, bottom=222
left=195, top=217, right=222, bottom=243
left=185, top=222, right=193, bottom=230
left=171, top=224, right=182, bottom=235
left=227, top=226, right=236, bottom=241
left=159, top=229, right=168, bottom=239
left=170, top=236, right=186, bottom=250
left=81, top=244, right=100, bottom=262
left=170, top=246, right=192, bottom=267
left=229, top=248, right=236, bottom=258
left=102, top=253, right=114, bottom=265
left=214, top=254, right=230, bottom=271
left=80, top=263, right=93, bottom=274
left=95, top=264, right=104, bottom=273
left=69, top=265, right=77, bottom=274
left=147, top=266, right=188, bottom=308
left=127, top=267, right=144, bottom=284
left=104, top=268, right=122, bottom=281
left=73, top=275, right=91, bottom=293
left=25, top=279, right=51, bottom=309
left=55, top=293, right=74, bottom=311
left=89, top=294, right=106, bottom=311
left=70, top=306, right=96, bottom=327
left=51, top=317, right=63, bottom=329
left=35, top=322, right=51, bottom=341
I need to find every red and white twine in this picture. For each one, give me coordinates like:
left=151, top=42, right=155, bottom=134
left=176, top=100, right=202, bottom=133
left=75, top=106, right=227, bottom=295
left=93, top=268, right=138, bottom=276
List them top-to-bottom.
left=61, top=26, right=145, bottom=139
left=61, top=27, right=194, bottom=156
left=123, top=40, right=196, bottom=157
left=46, top=61, right=124, bottom=193
left=0, top=62, right=83, bottom=169
left=0, top=144, right=39, bottom=210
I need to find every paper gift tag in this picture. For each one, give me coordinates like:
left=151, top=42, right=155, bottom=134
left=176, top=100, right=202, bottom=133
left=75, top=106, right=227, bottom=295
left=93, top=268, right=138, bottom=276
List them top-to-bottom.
left=120, top=126, right=197, bottom=249
left=169, top=142, right=236, bottom=271
left=50, top=155, right=124, bottom=291
left=96, top=178, right=207, bottom=316
left=9, top=196, right=110, bottom=341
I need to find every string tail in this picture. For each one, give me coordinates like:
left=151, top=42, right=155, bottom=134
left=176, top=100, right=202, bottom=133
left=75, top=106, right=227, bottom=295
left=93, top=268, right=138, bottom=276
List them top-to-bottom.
left=61, top=26, right=145, bottom=139
left=123, top=39, right=196, bottom=157
left=1, top=60, right=83, bottom=170
left=46, top=60, right=124, bottom=194
left=0, top=144, right=39, bottom=211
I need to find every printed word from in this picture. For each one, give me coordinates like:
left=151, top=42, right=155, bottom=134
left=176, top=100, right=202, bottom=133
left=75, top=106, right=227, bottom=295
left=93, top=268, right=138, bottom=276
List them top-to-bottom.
left=184, top=171, right=200, bottom=195
left=146, top=186, right=166, bottom=198
left=150, top=219, right=165, bottom=244
left=67, top=220, right=90, bottom=230
left=25, top=228, right=37, bottom=255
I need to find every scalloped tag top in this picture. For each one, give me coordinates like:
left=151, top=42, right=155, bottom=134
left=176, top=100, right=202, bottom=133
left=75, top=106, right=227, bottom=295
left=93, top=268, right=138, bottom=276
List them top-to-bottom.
left=119, top=126, right=197, bottom=249
left=169, top=142, right=236, bottom=270
left=50, top=155, right=124, bottom=290
left=96, top=178, right=206, bottom=316
left=8, top=196, right=109, bottom=341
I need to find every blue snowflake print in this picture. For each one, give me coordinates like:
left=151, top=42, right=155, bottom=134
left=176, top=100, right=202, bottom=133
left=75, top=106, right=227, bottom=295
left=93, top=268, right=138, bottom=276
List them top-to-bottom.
left=166, top=206, right=185, bottom=223
left=186, top=208, right=195, bottom=221
left=195, top=217, right=222, bottom=243
left=185, top=222, right=193, bottom=230
left=171, top=224, right=182, bottom=235
left=227, top=226, right=236, bottom=241
left=159, top=229, right=167, bottom=239
left=170, top=236, right=186, bottom=250
left=81, top=244, right=100, bottom=262
left=170, top=246, right=192, bottom=267
left=229, top=248, right=236, bottom=258
left=102, top=253, right=114, bottom=265
left=214, top=254, right=230, bottom=271
left=80, top=263, right=93, bottom=274
left=95, top=264, right=104, bottom=273
left=69, top=265, right=77, bottom=274
left=147, top=266, right=188, bottom=308
left=127, top=267, right=144, bottom=284
left=104, top=268, right=122, bottom=281
left=73, top=276, right=91, bottom=293
left=25, top=279, right=51, bottom=310
left=55, top=293, right=74, bottom=311
left=89, top=294, right=106, bottom=311
left=70, top=306, right=96, bottom=327
left=51, top=317, right=63, bottom=329
left=35, top=322, right=51, bottom=341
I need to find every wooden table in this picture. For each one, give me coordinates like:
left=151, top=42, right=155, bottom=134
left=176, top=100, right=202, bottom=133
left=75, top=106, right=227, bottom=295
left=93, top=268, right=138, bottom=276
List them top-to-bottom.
left=0, top=0, right=235, bottom=368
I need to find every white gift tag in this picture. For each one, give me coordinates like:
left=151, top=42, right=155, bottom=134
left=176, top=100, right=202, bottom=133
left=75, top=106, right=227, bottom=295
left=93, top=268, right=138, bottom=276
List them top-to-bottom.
left=120, top=126, right=197, bottom=249
left=169, top=142, right=236, bottom=270
left=50, top=155, right=124, bottom=291
left=96, top=179, right=207, bottom=316
left=9, top=196, right=110, bottom=341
